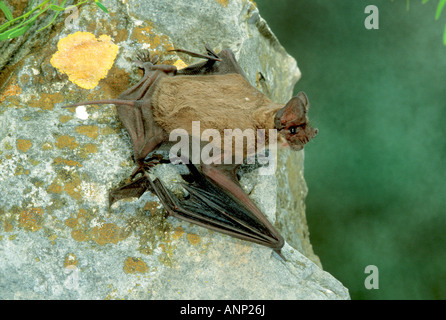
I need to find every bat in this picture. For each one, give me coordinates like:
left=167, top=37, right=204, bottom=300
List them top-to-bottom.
left=62, top=44, right=318, bottom=258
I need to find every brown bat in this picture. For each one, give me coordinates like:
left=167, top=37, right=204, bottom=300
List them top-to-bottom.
left=63, top=45, right=318, bottom=257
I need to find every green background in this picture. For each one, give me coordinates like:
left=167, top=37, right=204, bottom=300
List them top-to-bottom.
left=256, top=0, right=446, bottom=299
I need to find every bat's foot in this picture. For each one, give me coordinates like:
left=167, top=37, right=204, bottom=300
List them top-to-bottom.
left=169, top=44, right=222, bottom=62
left=132, top=50, right=160, bottom=73
left=131, top=155, right=165, bottom=179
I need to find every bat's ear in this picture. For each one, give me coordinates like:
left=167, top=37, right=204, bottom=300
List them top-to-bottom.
left=274, top=91, right=309, bottom=130
left=296, top=91, right=309, bottom=112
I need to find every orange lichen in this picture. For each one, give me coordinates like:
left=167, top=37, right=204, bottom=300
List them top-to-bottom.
left=216, top=0, right=230, bottom=7
left=130, top=25, right=174, bottom=56
left=50, top=32, right=119, bottom=89
left=0, top=82, right=22, bottom=104
left=28, top=92, right=64, bottom=110
left=59, top=115, right=73, bottom=123
left=75, top=125, right=99, bottom=139
left=55, top=135, right=79, bottom=149
left=16, top=139, right=32, bottom=153
left=41, top=142, right=53, bottom=150
left=84, top=144, right=98, bottom=154
left=54, top=157, right=83, bottom=167
left=64, top=178, right=82, bottom=200
left=47, top=183, right=63, bottom=194
left=19, top=207, right=44, bottom=232
left=4, top=221, right=13, bottom=232
left=91, top=223, right=126, bottom=245
left=173, top=226, right=185, bottom=240
left=71, top=229, right=89, bottom=242
left=186, top=233, right=201, bottom=245
left=64, top=253, right=78, bottom=268
left=123, top=257, right=149, bottom=274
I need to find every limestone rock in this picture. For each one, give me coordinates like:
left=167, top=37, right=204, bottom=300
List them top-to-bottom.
left=0, top=0, right=349, bottom=299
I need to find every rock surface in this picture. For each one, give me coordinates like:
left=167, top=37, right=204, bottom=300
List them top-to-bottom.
left=0, top=0, right=349, bottom=299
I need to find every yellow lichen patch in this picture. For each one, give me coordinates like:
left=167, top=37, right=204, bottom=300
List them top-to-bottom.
left=216, top=0, right=230, bottom=7
left=130, top=25, right=174, bottom=56
left=50, top=32, right=119, bottom=89
left=173, top=59, right=188, bottom=70
left=0, top=82, right=22, bottom=104
left=28, top=92, right=64, bottom=110
left=59, top=115, right=73, bottom=123
left=75, top=125, right=99, bottom=139
left=100, top=126, right=119, bottom=136
left=55, top=135, right=79, bottom=150
left=17, top=139, right=32, bottom=153
left=4, top=141, right=13, bottom=150
left=42, top=142, right=53, bottom=150
left=78, top=143, right=99, bottom=159
left=84, top=143, right=98, bottom=154
left=54, top=157, right=83, bottom=167
left=14, top=164, right=30, bottom=176
left=64, top=178, right=82, bottom=200
left=47, top=182, right=63, bottom=194
left=19, top=207, right=44, bottom=232
left=64, top=217, right=78, bottom=229
left=4, top=221, right=13, bottom=232
left=91, top=223, right=127, bottom=245
left=172, top=226, right=185, bottom=240
left=71, top=229, right=89, bottom=242
left=186, top=233, right=201, bottom=245
left=49, top=234, right=58, bottom=245
left=64, top=253, right=78, bottom=268
left=123, top=257, right=149, bottom=274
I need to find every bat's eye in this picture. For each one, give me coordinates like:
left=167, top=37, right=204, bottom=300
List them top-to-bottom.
left=289, top=126, right=298, bottom=134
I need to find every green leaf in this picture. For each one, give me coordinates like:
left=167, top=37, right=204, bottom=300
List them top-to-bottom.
left=0, top=0, right=13, bottom=21
left=422, top=0, right=429, bottom=4
left=436, top=0, right=446, bottom=20
left=95, top=1, right=109, bottom=13
left=49, top=4, right=66, bottom=12
left=2, top=23, right=32, bottom=39
left=444, top=23, right=446, bottom=45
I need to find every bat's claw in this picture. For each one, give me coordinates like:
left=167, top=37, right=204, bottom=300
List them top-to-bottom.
left=132, top=50, right=160, bottom=72
left=131, top=155, right=165, bottom=179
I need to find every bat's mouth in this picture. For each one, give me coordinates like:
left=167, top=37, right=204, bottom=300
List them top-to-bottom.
left=290, top=143, right=304, bottom=151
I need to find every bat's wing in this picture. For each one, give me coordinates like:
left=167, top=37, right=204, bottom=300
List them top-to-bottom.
left=173, top=44, right=247, bottom=77
left=109, top=162, right=284, bottom=257
left=144, top=163, right=284, bottom=256
left=108, top=176, right=151, bottom=208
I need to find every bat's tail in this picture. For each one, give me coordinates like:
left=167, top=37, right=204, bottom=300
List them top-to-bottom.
left=61, top=99, right=136, bottom=109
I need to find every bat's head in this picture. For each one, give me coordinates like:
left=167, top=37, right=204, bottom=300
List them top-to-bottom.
left=274, top=92, right=318, bottom=151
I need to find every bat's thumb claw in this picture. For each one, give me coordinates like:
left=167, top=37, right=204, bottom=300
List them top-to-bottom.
left=273, top=249, right=287, bottom=262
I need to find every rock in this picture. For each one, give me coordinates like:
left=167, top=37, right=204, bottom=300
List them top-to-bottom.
left=0, top=0, right=349, bottom=299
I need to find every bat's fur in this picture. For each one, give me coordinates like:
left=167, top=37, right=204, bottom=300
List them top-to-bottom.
left=153, top=74, right=282, bottom=142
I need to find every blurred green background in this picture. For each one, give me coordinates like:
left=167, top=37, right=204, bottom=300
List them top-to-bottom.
left=256, top=0, right=446, bottom=299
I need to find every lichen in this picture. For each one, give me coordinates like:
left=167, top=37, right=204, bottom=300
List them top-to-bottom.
left=215, top=0, right=230, bottom=7
left=50, top=32, right=119, bottom=89
left=0, top=82, right=22, bottom=104
left=75, top=125, right=99, bottom=139
left=55, top=135, right=79, bottom=150
left=16, top=139, right=32, bottom=153
left=19, top=207, right=45, bottom=232
left=64, top=208, right=129, bottom=245
left=186, top=233, right=201, bottom=246
left=64, top=253, right=78, bottom=269
left=123, top=257, right=149, bottom=274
